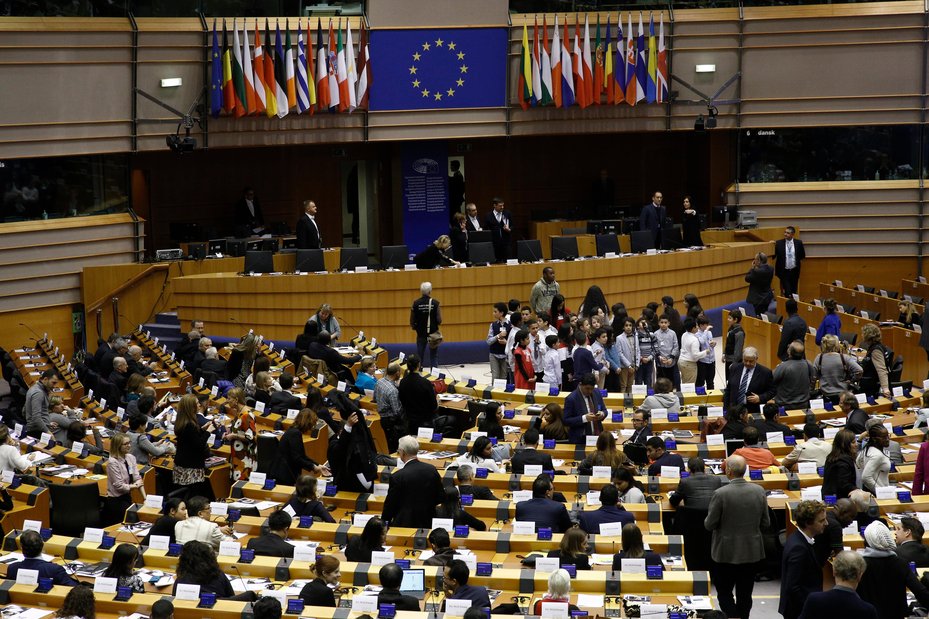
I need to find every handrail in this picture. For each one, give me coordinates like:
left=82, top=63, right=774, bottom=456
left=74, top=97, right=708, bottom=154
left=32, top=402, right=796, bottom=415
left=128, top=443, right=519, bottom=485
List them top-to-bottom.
left=85, top=263, right=170, bottom=315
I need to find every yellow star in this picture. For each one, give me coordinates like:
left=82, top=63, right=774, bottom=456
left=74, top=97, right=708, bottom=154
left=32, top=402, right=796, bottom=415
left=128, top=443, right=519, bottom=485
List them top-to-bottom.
left=435, top=38, right=444, bottom=47
left=422, top=42, right=431, bottom=51
left=448, top=42, right=456, bottom=50
left=457, top=51, right=465, bottom=60
left=412, top=52, right=421, bottom=61
left=460, top=64, right=469, bottom=74
left=409, top=66, right=417, bottom=75
left=456, top=78, right=464, bottom=87
left=412, top=79, right=420, bottom=88
left=447, top=88, right=455, bottom=97
left=421, top=89, right=430, bottom=97
left=435, top=92, right=443, bottom=101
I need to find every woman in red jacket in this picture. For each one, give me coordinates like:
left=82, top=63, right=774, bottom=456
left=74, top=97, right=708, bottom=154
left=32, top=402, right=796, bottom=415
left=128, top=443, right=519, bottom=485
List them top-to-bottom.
left=512, top=329, right=535, bottom=390
left=913, top=437, right=929, bottom=494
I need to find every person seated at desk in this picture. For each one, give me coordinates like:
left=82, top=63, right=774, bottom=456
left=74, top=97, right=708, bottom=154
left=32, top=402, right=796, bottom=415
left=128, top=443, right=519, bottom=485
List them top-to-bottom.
left=414, top=235, right=459, bottom=269
left=898, top=301, right=922, bottom=329
left=307, top=330, right=360, bottom=384
left=189, top=337, right=212, bottom=374
left=199, top=346, right=227, bottom=376
left=108, top=356, right=130, bottom=396
left=244, top=357, right=281, bottom=398
left=354, top=357, right=378, bottom=394
left=253, top=371, right=274, bottom=407
left=267, top=372, right=303, bottom=413
left=637, top=377, right=681, bottom=415
left=841, top=390, right=871, bottom=434
left=47, top=395, right=83, bottom=444
left=477, top=402, right=505, bottom=441
left=539, top=403, right=569, bottom=442
left=721, top=403, right=750, bottom=441
left=754, top=403, right=794, bottom=439
left=626, top=410, right=652, bottom=446
left=128, top=414, right=175, bottom=465
left=62, top=420, right=105, bottom=456
left=0, top=424, right=39, bottom=479
left=782, top=424, right=833, bottom=472
left=726, top=426, right=780, bottom=471
left=510, top=428, right=554, bottom=474
left=578, top=430, right=629, bottom=476
left=645, top=435, right=685, bottom=477
left=454, top=436, right=501, bottom=474
left=669, top=457, right=722, bottom=511
left=455, top=465, right=497, bottom=501
left=612, top=467, right=647, bottom=504
left=284, top=474, right=335, bottom=523
left=514, top=474, right=573, bottom=533
left=578, top=484, right=636, bottom=534
left=435, top=486, right=486, bottom=531
left=175, top=495, right=233, bottom=551
left=142, top=498, right=187, bottom=545
left=246, top=509, right=295, bottom=558
left=344, top=516, right=386, bottom=562
left=893, top=516, right=929, bottom=568
left=611, top=523, right=663, bottom=571
left=546, top=524, right=591, bottom=570
left=424, top=527, right=457, bottom=567
left=7, top=530, right=79, bottom=586
left=173, top=540, right=256, bottom=601
left=103, top=543, right=146, bottom=592
left=298, top=555, right=341, bottom=607
left=441, top=559, right=491, bottom=610
left=377, top=563, right=421, bottom=611
left=532, top=569, right=581, bottom=615
left=253, top=597, right=282, bottom=619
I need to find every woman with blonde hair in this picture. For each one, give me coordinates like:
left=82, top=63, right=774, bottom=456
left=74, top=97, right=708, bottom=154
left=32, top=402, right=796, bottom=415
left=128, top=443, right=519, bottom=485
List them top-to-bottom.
left=414, top=235, right=459, bottom=269
left=898, top=300, right=922, bottom=329
left=860, top=323, right=892, bottom=398
left=228, top=332, right=259, bottom=389
left=813, top=334, right=862, bottom=398
left=225, top=387, right=257, bottom=481
left=105, top=432, right=144, bottom=523
left=546, top=527, right=591, bottom=570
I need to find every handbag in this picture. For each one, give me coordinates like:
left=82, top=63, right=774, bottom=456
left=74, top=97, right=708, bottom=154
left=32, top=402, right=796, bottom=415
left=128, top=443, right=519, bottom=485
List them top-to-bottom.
left=426, top=298, right=443, bottom=348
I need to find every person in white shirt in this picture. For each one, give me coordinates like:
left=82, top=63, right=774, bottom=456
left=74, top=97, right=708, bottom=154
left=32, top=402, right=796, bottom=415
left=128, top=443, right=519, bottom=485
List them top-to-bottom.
left=505, top=312, right=523, bottom=379
left=525, top=318, right=547, bottom=381
left=679, top=318, right=713, bottom=384
left=589, top=329, right=611, bottom=389
left=542, top=335, right=563, bottom=388
left=781, top=423, right=833, bottom=470
left=0, top=425, right=37, bottom=475
left=454, top=437, right=501, bottom=474
left=175, top=495, right=234, bottom=551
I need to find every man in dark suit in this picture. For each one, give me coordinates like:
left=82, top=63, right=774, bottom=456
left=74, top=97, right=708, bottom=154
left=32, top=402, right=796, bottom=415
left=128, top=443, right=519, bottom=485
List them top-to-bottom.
left=234, top=186, right=264, bottom=235
left=638, top=191, right=666, bottom=249
left=482, top=197, right=513, bottom=262
left=295, top=200, right=322, bottom=249
left=465, top=203, right=482, bottom=232
left=775, top=226, right=806, bottom=298
left=745, top=252, right=775, bottom=316
left=778, top=299, right=809, bottom=361
left=306, top=331, right=361, bottom=384
left=93, top=333, right=118, bottom=372
left=189, top=336, right=211, bottom=374
left=100, top=337, right=127, bottom=378
left=126, top=345, right=155, bottom=377
left=199, top=347, right=228, bottom=376
left=724, top=347, right=776, bottom=416
left=397, top=355, right=438, bottom=434
left=108, top=356, right=129, bottom=395
left=268, top=373, right=304, bottom=414
left=563, top=373, right=607, bottom=445
left=841, top=390, right=870, bottom=434
left=627, top=410, right=652, bottom=445
left=510, top=428, right=554, bottom=474
left=382, top=435, right=444, bottom=529
left=645, top=436, right=686, bottom=477
left=705, top=455, right=770, bottom=619
left=669, top=457, right=723, bottom=511
left=456, top=465, right=497, bottom=501
left=514, top=474, right=573, bottom=533
left=577, top=484, right=635, bottom=534
left=814, top=498, right=857, bottom=564
left=779, top=499, right=828, bottom=619
left=246, top=509, right=295, bottom=558
left=895, top=516, right=929, bottom=567
left=7, top=530, right=79, bottom=586
left=799, top=551, right=877, bottom=619
left=441, top=560, right=491, bottom=610
left=377, top=563, right=421, bottom=611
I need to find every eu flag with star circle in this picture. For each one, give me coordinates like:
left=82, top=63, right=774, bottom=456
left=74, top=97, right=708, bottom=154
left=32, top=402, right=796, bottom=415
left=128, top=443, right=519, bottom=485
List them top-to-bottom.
left=369, top=28, right=508, bottom=111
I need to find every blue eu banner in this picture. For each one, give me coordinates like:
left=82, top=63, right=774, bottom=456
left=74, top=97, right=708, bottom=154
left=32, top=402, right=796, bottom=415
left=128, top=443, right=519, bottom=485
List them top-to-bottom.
left=370, top=28, right=508, bottom=111
left=402, top=143, right=449, bottom=254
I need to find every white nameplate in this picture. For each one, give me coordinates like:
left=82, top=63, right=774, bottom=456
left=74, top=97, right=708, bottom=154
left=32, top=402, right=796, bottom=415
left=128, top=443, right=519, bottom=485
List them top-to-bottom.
left=651, top=409, right=668, bottom=421
left=417, top=427, right=434, bottom=440
left=766, top=432, right=784, bottom=445
left=706, top=434, right=725, bottom=446
left=797, top=462, right=818, bottom=475
left=523, top=465, right=543, bottom=476
left=592, top=466, right=612, bottom=478
left=660, top=466, right=681, bottom=479
left=249, top=472, right=267, bottom=487
left=512, top=490, right=532, bottom=503
left=144, top=494, right=164, bottom=510
left=210, top=501, right=228, bottom=516
left=353, top=513, right=375, bottom=528
left=432, top=518, right=454, bottom=532
left=512, top=520, right=535, bottom=535
left=599, top=521, right=624, bottom=536
left=83, top=527, right=104, bottom=543
left=148, top=535, right=170, bottom=551
left=218, top=541, right=241, bottom=557
left=293, top=545, right=316, bottom=562
left=370, top=550, right=395, bottom=566
left=535, top=557, right=560, bottom=573
left=621, top=558, right=646, bottom=574
left=15, top=569, right=38, bottom=586
left=94, top=576, right=118, bottom=594
left=175, top=583, right=201, bottom=601
left=352, top=596, right=378, bottom=613
left=445, top=599, right=475, bottom=617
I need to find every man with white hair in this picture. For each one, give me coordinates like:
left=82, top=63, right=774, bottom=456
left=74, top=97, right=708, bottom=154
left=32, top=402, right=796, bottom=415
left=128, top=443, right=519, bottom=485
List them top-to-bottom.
left=410, top=281, right=442, bottom=370
left=189, top=337, right=212, bottom=373
left=126, top=345, right=155, bottom=376
left=724, top=346, right=775, bottom=416
left=199, top=347, right=227, bottom=375
left=108, top=356, right=129, bottom=394
left=381, top=435, right=444, bottom=529
left=705, top=454, right=770, bottom=619
left=799, top=550, right=876, bottom=619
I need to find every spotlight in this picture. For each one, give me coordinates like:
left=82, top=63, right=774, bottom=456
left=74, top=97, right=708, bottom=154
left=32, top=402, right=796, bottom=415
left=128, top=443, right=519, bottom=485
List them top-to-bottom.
left=706, top=106, right=719, bottom=129
left=694, top=114, right=705, bottom=132
left=166, top=133, right=197, bottom=153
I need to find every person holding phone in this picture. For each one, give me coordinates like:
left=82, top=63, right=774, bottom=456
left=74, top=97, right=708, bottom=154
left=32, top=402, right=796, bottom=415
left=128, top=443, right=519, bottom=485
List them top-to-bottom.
left=172, top=394, right=216, bottom=499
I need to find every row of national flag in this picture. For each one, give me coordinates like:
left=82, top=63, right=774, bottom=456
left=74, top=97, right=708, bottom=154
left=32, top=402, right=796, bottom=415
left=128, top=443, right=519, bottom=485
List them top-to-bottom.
left=518, top=13, right=669, bottom=109
left=210, top=18, right=371, bottom=118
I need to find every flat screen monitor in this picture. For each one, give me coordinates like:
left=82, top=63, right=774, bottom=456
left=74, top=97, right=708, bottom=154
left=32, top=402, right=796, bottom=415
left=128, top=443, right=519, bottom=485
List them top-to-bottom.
left=469, top=230, right=492, bottom=244
left=630, top=230, right=654, bottom=254
left=595, top=234, right=620, bottom=256
left=551, top=236, right=579, bottom=260
left=208, top=239, right=227, bottom=255
left=516, top=239, right=543, bottom=263
left=226, top=240, right=247, bottom=257
left=246, top=240, right=263, bottom=252
left=468, top=242, right=496, bottom=266
left=187, top=243, right=206, bottom=260
left=381, top=245, right=410, bottom=270
left=340, top=247, right=368, bottom=271
left=295, top=249, right=325, bottom=273
left=244, top=251, right=274, bottom=274
left=725, top=439, right=744, bottom=458
left=400, top=569, right=425, bottom=594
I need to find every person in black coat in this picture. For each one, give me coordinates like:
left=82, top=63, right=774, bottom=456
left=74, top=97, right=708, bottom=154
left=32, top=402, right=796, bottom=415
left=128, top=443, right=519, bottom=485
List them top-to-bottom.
left=234, top=187, right=264, bottom=235
left=638, top=192, right=666, bottom=249
left=681, top=196, right=703, bottom=247
left=482, top=197, right=513, bottom=262
left=296, top=200, right=322, bottom=250
left=449, top=213, right=469, bottom=263
left=774, top=226, right=806, bottom=298
left=414, top=236, right=458, bottom=270
left=745, top=252, right=775, bottom=317
left=778, top=299, right=809, bottom=361
left=306, top=332, right=360, bottom=384
left=724, top=349, right=776, bottom=416
left=398, top=355, right=438, bottom=434
left=267, top=373, right=304, bottom=414
left=841, top=391, right=870, bottom=434
left=753, top=403, right=794, bottom=439
left=721, top=404, right=750, bottom=442
left=268, top=409, right=329, bottom=486
left=328, top=409, right=378, bottom=494
left=510, top=428, right=554, bottom=474
left=822, top=429, right=859, bottom=499
left=382, top=436, right=445, bottom=529
left=456, top=465, right=497, bottom=501
left=286, top=474, right=335, bottom=523
left=514, top=475, right=573, bottom=533
left=578, top=484, right=636, bottom=534
left=434, top=486, right=486, bottom=531
left=142, top=497, right=187, bottom=546
left=779, top=500, right=828, bottom=619
left=246, top=510, right=295, bottom=558
left=344, top=517, right=385, bottom=562
left=894, top=517, right=929, bottom=567
left=857, top=520, right=929, bottom=619
left=612, top=523, right=663, bottom=571
left=547, top=527, right=592, bottom=570
left=174, top=540, right=254, bottom=601
left=799, top=550, right=877, bottom=619
left=299, top=555, right=341, bottom=607
left=378, top=563, right=421, bottom=611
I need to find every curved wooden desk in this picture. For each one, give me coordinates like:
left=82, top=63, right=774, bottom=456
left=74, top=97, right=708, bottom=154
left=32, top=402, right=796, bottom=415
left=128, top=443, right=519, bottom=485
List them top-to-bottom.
left=171, top=241, right=770, bottom=344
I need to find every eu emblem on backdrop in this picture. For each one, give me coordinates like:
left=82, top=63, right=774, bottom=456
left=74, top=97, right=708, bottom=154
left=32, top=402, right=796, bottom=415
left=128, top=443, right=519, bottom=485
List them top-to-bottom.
left=370, top=28, right=508, bottom=111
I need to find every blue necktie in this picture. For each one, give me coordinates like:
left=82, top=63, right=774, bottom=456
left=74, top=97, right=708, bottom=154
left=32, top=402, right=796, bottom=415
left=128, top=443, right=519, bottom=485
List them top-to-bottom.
left=738, top=369, right=751, bottom=404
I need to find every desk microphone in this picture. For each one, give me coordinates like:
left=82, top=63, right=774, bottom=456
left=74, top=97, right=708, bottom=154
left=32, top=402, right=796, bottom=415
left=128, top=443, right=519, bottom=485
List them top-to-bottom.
left=18, top=323, right=43, bottom=343
left=229, top=563, right=248, bottom=594
left=426, top=588, right=441, bottom=619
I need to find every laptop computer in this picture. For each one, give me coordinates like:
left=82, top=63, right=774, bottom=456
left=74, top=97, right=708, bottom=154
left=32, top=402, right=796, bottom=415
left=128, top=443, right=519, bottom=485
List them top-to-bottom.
left=400, top=568, right=427, bottom=599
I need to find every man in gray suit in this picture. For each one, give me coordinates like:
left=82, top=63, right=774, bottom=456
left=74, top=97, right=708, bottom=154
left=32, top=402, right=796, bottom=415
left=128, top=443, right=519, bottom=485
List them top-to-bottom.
left=705, top=454, right=770, bottom=619
left=669, top=457, right=723, bottom=511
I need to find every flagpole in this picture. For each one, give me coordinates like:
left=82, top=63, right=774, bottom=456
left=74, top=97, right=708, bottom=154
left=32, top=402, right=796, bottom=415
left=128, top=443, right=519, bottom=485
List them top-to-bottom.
left=664, top=8, right=674, bottom=131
